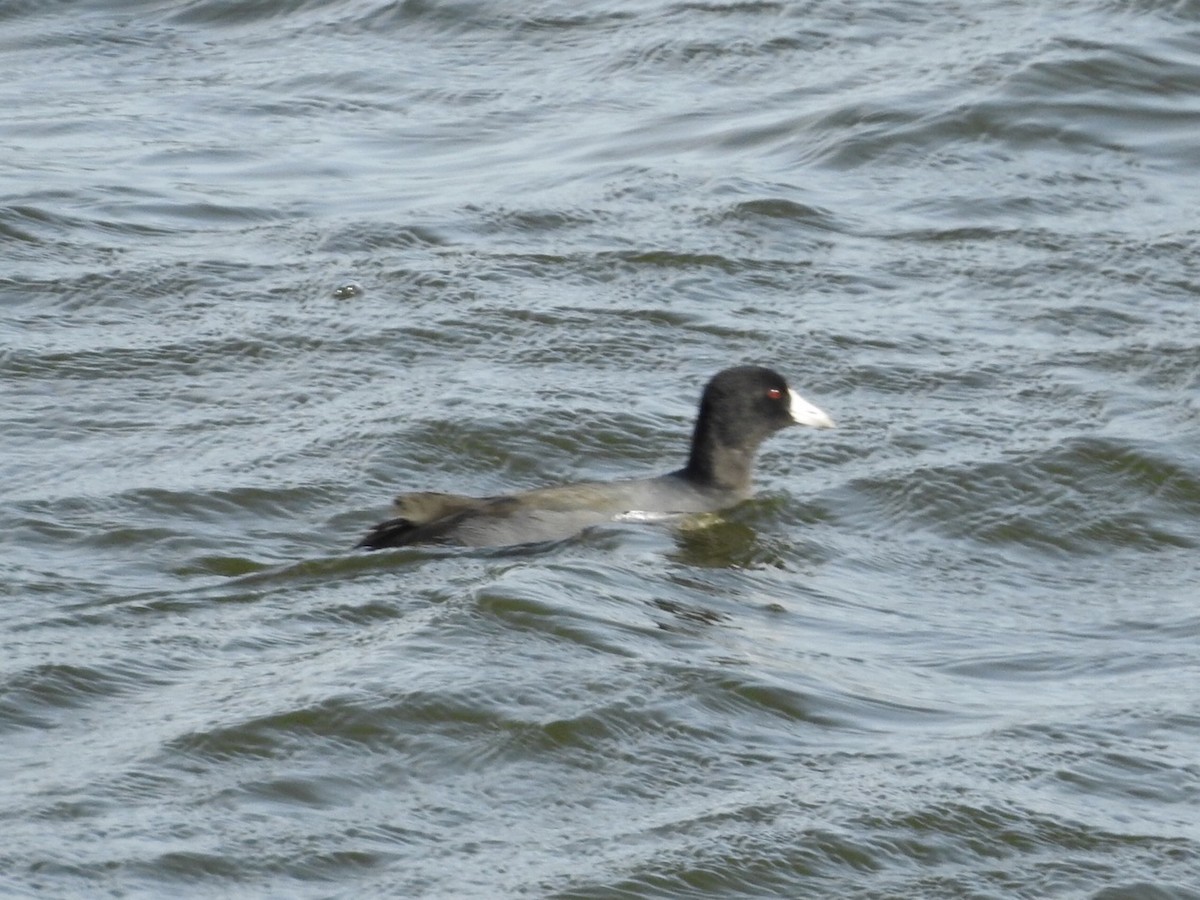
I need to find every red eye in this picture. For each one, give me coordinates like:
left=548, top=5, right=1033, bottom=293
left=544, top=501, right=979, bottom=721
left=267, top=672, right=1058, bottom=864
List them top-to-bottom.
left=766, top=388, right=782, bottom=400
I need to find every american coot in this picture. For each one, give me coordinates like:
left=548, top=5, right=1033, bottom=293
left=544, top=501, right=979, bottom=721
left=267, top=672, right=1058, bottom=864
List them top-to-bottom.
left=356, top=365, right=834, bottom=550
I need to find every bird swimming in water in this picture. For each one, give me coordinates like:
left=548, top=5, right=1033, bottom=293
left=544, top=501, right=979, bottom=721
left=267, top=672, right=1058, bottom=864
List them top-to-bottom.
left=356, top=365, right=834, bottom=550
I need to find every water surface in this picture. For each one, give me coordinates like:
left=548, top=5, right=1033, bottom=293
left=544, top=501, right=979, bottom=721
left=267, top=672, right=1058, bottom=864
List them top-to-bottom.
left=3, top=0, right=1199, bottom=896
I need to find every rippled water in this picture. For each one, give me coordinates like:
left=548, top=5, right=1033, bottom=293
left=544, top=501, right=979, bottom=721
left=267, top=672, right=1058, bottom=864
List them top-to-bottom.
left=4, top=0, right=1199, bottom=896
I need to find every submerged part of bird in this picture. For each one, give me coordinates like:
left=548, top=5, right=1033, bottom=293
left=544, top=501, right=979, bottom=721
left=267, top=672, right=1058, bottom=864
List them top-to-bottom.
left=356, top=365, right=834, bottom=550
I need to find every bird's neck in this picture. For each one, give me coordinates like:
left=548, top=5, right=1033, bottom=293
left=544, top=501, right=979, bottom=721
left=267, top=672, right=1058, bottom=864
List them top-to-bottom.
left=682, top=419, right=758, bottom=493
